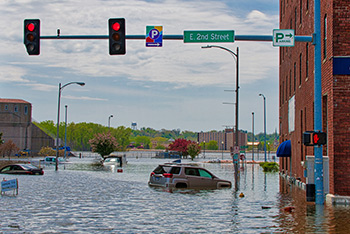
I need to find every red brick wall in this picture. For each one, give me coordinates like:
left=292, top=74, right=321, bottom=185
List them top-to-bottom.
left=280, top=0, right=350, bottom=195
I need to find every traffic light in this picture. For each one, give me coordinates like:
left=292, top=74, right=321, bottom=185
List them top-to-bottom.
left=108, top=18, right=126, bottom=55
left=24, top=19, right=40, bottom=55
left=302, top=131, right=313, bottom=146
left=303, top=131, right=327, bottom=146
left=312, top=131, right=327, bottom=146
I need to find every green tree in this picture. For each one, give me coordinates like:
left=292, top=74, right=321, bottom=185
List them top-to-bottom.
left=110, top=126, right=132, bottom=151
left=89, top=132, right=118, bottom=159
left=134, top=136, right=151, bottom=149
left=0, top=140, right=19, bottom=158
left=206, top=140, right=218, bottom=150
left=187, top=142, right=201, bottom=160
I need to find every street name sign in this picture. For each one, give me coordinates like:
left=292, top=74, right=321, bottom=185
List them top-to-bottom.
left=146, top=26, right=163, bottom=47
left=273, top=29, right=295, bottom=47
left=183, top=30, right=235, bottom=43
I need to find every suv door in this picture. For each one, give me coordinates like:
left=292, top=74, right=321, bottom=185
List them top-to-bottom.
left=185, top=167, right=216, bottom=188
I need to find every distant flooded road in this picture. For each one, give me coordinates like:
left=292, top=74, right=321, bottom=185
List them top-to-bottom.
left=1, top=156, right=350, bottom=233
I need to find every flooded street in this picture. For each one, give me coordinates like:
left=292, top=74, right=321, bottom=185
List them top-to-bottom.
left=1, top=155, right=350, bottom=233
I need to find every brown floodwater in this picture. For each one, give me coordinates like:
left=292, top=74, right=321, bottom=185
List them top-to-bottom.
left=1, top=155, right=350, bottom=233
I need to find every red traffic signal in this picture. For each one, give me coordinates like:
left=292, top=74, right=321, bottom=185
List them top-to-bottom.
left=108, top=18, right=126, bottom=55
left=24, top=19, right=40, bottom=55
left=303, top=131, right=327, bottom=146
left=312, top=131, right=327, bottom=146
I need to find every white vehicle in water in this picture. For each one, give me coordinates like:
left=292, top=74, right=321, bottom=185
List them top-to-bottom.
left=102, top=154, right=127, bottom=167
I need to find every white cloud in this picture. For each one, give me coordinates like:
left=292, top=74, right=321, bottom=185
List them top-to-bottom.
left=0, top=0, right=280, bottom=133
left=0, top=66, right=30, bottom=83
left=63, top=95, right=108, bottom=101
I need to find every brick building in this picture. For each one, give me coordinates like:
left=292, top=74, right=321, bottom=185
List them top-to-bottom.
left=279, top=0, right=350, bottom=196
left=0, top=98, right=54, bottom=155
left=197, top=129, right=247, bottom=150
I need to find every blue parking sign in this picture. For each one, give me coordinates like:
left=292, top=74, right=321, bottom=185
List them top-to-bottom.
left=146, top=26, right=163, bottom=47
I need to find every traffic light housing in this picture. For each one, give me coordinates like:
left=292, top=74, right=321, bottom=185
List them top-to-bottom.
left=108, top=18, right=126, bottom=55
left=24, top=19, right=40, bottom=55
left=302, top=131, right=313, bottom=146
left=303, top=131, right=327, bottom=146
left=312, top=131, right=327, bottom=146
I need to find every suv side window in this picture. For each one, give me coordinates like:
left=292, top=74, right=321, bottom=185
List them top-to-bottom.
left=153, top=165, right=166, bottom=174
left=170, top=167, right=181, bottom=174
left=185, top=168, right=199, bottom=176
left=198, top=169, right=213, bottom=178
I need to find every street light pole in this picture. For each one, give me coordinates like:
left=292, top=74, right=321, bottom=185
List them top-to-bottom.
left=202, top=45, right=239, bottom=166
left=56, top=81, right=85, bottom=171
left=259, top=94, right=267, bottom=162
left=64, top=105, right=68, bottom=161
left=252, top=112, right=255, bottom=161
left=108, top=115, right=113, bottom=129
left=203, top=141, right=206, bottom=159
left=221, top=141, right=224, bottom=160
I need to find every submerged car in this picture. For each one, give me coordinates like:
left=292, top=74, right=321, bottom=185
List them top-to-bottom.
left=102, top=154, right=127, bottom=167
left=42, top=156, right=65, bottom=164
left=148, top=163, right=231, bottom=189
left=0, top=164, right=44, bottom=175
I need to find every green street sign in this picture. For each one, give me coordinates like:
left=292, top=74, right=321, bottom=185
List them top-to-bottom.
left=184, top=30, right=235, bottom=43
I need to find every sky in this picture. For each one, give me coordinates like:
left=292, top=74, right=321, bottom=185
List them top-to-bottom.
left=1, top=0, right=279, bottom=134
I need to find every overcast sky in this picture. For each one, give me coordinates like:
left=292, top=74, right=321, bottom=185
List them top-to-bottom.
left=1, top=0, right=279, bottom=134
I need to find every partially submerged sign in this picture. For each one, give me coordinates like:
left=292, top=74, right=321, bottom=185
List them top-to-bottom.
left=1, top=178, right=18, bottom=196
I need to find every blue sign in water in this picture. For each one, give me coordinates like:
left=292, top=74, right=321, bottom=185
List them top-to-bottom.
left=146, top=26, right=163, bottom=47
left=333, top=57, right=350, bottom=75
left=1, top=179, right=18, bottom=193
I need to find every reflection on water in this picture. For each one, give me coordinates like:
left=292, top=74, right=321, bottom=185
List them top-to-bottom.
left=1, top=157, right=350, bottom=233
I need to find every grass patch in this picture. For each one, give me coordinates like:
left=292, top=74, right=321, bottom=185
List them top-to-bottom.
left=259, top=162, right=279, bottom=173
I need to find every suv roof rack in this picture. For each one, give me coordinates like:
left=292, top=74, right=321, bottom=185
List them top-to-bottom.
left=162, top=163, right=199, bottom=166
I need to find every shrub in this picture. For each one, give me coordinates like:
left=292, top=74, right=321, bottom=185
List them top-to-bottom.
left=89, top=132, right=118, bottom=159
left=187, top=142, right=201, bottom=160
left=259, top=162, right=279, bottom=173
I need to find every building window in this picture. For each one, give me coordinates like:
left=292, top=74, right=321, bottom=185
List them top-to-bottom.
left=300, top=0, right=303, bottom=24
left=306, top=0, right=309, bottom=11
left=295, top=7, right=297, bottom=30
left=323, top=14, right=327, bottom=60
left=306, top=43, right=309, bottom=78
left=299, top=53, right=302, bottom=86
left=294, top=62, right=296, bottom=92
left=289, top=70, right=292, bottom=96
left=286, top=77, right=288, bottom=101
left=282, top=81, right=284, bottom=104
left=4, top=105, right=8, bottom=111
left=14, top=105, right=18, bottom=112
left=24, top=105, right=28, bottom=115
left=301, top=109, right=304, bottom=162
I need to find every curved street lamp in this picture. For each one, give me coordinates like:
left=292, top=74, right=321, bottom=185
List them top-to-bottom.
left=202, top=45, right=239, bottom=164
left=56, top=82, right=85, bottom=171
left=259, top=93, right=267, bottom=162
left=108, top=115, right=113, bottom=129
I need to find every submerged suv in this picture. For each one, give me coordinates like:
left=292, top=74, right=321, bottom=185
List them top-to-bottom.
left=148, top=163, right=231, bottom=189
